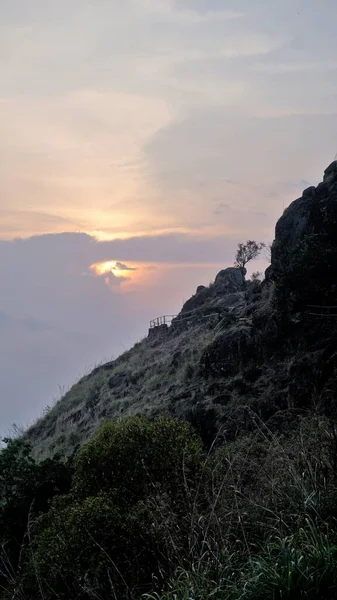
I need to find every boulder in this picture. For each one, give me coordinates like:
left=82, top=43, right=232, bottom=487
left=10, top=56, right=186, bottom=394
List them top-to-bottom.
left=214, top=267, right=246, bottom=294
left=179, top=268, right=245, bottom=315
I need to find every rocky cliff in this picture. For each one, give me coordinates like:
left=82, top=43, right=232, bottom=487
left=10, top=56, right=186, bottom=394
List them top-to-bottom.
left=272, top=160, right=337, bottom=311
left=25, top=163, right=337, bottom=459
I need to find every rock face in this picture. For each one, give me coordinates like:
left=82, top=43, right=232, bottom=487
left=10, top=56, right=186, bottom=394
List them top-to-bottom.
left=270, top=161, right=337, bottom=310
left=180, top=267, right=246, bottom=314
left=214, top=267, right=246, bottom=293
left=148, top=324, right=168, bottom=338
left=200, top=326, right=254, bottom=378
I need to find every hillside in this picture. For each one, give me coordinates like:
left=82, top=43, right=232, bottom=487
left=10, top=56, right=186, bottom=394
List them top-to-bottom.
left=26, top=160, right=337, bottom=460
left=4, top=162, right=337, bottom=600
left=26, top=266, right=256, bottom=458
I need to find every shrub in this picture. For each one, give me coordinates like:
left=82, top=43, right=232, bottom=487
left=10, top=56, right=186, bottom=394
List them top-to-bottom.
left=74, top=416, right=203, bottom=506
left=24, top=417, right=204, bottom=599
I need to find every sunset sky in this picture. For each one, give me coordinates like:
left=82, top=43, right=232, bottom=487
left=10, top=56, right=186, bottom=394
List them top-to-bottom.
left=1, top=0, right=337, bottom=434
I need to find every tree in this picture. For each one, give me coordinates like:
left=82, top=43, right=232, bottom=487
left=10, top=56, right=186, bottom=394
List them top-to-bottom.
left=234, top=240, right=265, bottom=272
left=251, top=271, right=263, bottom=282
left=74, top=416, right=203, bottom=504
left=29, top=417, right=204, bottom=599
left=0, top=438, right=72, bottom=595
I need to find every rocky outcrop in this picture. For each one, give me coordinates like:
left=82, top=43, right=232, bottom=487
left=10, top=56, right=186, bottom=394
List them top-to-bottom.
left=180, top=267, right=246, bottom=314
left=214, top=267, right=246, bottom=293
left=200, top=326, right=255, bottom=378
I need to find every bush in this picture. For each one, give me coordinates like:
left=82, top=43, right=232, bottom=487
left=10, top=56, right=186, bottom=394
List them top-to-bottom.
left=74, top=416, right=203, bottom=506
left=24, top=417, right=204, bottom=599
left=0, top=438, right=72, bottom=595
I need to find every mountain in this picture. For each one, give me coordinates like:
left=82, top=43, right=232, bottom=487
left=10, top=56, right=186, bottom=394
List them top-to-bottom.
left=6, top=161, right=337, bottom=600
left=25, top=161, right=337, bottom=460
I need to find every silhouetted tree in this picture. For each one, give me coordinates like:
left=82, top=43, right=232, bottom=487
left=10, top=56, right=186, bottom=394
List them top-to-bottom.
left=234, top=240, right=265, bottom=272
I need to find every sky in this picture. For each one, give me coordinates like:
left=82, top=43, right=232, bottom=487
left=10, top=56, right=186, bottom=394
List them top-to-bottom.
left=1, top=0, right=337, bottom=434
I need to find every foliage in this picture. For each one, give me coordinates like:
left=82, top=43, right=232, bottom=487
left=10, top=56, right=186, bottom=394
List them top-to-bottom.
left=234, top=240, right=265, bottom=270
left=250, top=271, right=263, bottom=282
left=5, top=415, right=337, bottom=599
left=74, top=416, right=203, bottom=504
left=16, top=417, right=204, bottom=599
left=0, top=438, right=72, bottom=596
left=146, top=518, right=337, bottom=600
left=240, top=519, right=337, bottom=600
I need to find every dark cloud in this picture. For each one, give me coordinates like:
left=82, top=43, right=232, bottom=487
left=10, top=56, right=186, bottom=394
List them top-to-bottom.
left=0, top=231, right=236, bottom=264
left=113, top=262, right=137, bottom=271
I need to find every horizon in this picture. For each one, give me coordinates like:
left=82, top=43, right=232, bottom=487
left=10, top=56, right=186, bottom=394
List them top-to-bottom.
left=1, top=0, right=337, bottom=434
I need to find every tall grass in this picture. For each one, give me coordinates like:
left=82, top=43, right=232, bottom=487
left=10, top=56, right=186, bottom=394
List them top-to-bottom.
left=3, top=414, right=337, bottom=600
left=143, top=415, right=337, bottom=600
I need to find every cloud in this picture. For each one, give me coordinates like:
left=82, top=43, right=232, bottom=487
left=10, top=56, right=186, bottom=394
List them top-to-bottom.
left=172, top=0, right=243, bottom=15
left=251, top=60, right=337, bottom=74
left=144, top=107, right=337, bottom=226
left=213, top=203, right=267, bottom=221
left=0, top=210, right=84, bottom=239
left=0, top=230, right=242, bottom=435
left=113, top=262, right=137, bottom=271
left=0, top=311, right=51, bottom=333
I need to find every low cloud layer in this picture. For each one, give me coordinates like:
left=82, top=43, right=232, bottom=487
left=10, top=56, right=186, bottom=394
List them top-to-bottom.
left=0, top=231, right=245, bottom=435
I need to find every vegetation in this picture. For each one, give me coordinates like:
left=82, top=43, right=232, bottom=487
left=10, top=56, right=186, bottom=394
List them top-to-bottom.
left=5, top=168, right=337, bottom=598
left=234, top=240, right=265, bottom=272
left=3, top=415, right=337, bottom=599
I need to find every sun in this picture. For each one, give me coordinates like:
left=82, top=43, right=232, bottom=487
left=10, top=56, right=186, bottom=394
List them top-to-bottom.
left=90, top=260, right=156, bottom=290
left=90, top=261, right=134, bottom=279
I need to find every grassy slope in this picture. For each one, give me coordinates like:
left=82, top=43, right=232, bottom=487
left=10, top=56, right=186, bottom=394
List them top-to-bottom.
left=25, top=275, right=310, bottom=462
left=25, top=309, right=220, bottom=459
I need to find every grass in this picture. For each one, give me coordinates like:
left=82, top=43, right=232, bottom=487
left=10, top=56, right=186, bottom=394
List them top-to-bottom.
left=24, top=321, right=218, bottom=459
left=4, top=412, right=337, bottom=600
left=140, top=415, right=337, bottom=600
left=146, top=519, right=337, bottom=600
left=240, top=520, right=337, bottom=600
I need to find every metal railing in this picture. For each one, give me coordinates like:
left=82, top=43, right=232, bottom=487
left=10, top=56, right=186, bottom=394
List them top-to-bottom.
left=307, top=305, right=337, bottom=317
left=149, top=307, right=225, bottom=330
left=149, top=315, right=177, bottom=329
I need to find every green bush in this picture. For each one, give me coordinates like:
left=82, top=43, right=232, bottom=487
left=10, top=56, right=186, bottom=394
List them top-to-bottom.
left=7, top=415, right=337, bottom=600
left=24, top=416, right=204, bottom=599
left=74, top=416, right=203, bottom=506
left=0, top=438, right=72, bottom=596
left=29, top=495, right=126, bottom=598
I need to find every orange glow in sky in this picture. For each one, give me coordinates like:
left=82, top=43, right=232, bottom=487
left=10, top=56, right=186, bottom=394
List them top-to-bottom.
left=90, top=260, right=158, bottom=291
